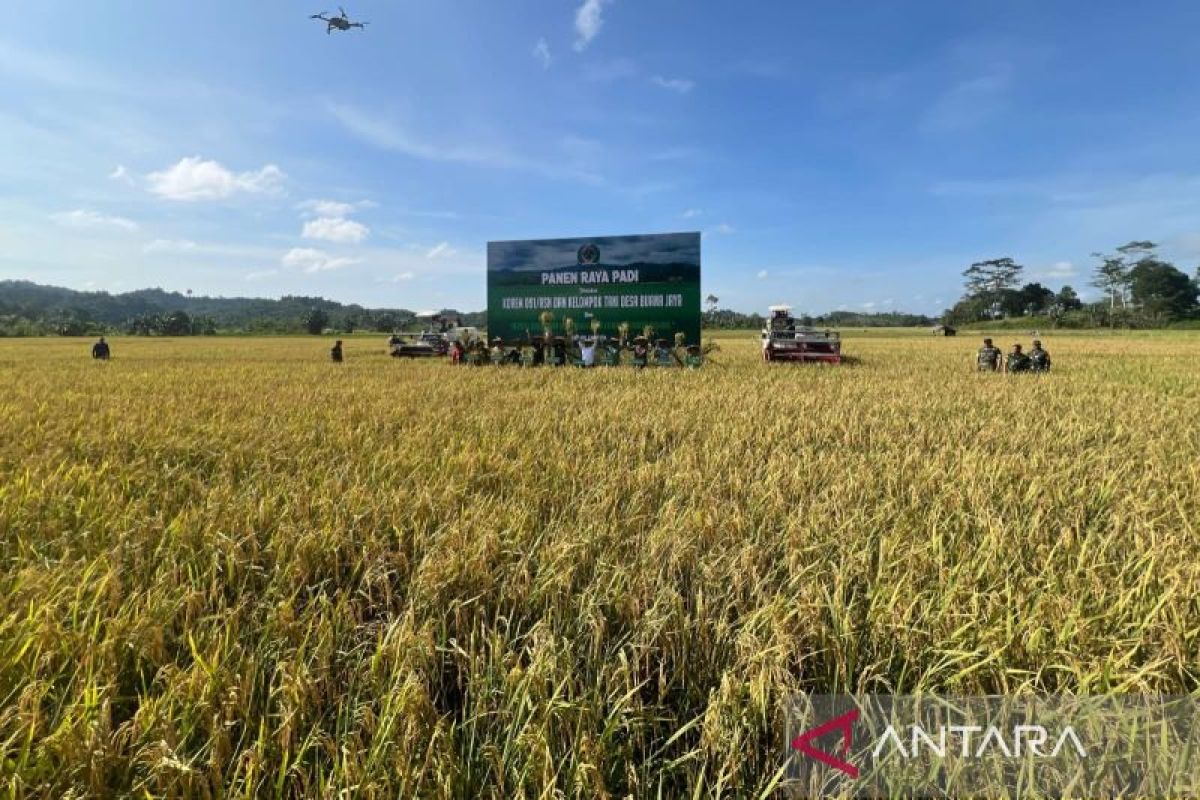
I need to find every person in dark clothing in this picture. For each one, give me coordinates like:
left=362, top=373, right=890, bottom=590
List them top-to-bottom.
left=91, top=337, right=111, bottom=360
left=551, top=337, right=568, bottom=366
left=631, top=337, right=649, bottom=369
left=532, top=338, right=545, bottom=366
left=331, top=340, right=344, bottom=363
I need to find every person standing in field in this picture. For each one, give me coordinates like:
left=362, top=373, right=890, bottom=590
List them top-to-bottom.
left=91, top=336, right=110, bottom=360
left=601, top=337, right=621, bottom=367
left=631, top=337, right=649, bottom=369
left=578, top=338, right=596, bottom=367
left=653, top=338, right=678, bottom=367
left=976, top=338, right=1001, bottom=372
left=1029, top=339, right=1052, bottom=373
left=330, top=340, right=344, bottom=363
left=450, top=340, right=464, bottom=365
left=1005, top=343, right=1031, bottom=373
left=684, top=344, right=704, bottom=369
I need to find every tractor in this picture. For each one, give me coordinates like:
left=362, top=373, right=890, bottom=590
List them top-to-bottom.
left=760, top=305, right=842, bottom=364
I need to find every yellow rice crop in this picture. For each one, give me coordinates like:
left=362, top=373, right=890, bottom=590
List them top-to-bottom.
left=1, top=331, right=1197, bottom=797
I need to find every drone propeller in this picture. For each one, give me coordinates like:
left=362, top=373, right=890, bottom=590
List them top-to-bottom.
left=339, top=5, right=348, bottom=19
left=310, top=11, right=327, bottom=19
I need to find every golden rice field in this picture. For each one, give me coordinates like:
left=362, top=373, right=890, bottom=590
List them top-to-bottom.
left=1, top=331, right=1198, bottom=798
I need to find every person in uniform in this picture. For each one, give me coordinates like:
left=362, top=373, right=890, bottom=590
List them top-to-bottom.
left=91, top=336, right=111, bottom=360
left=489, top=337, right=506, bottom=365
left=551, top=337, right=568, bottom=367
left=631, top=337, right=649, bottom=369
left=976, top=337, right=1001, bottom=372
left=601, top=338, right=622, bottom=367
left=653, top=338, right=677, bottom=367
left=1029, top=339, right=1051, bottom=373
left=330, top=340, right=344, bottom=363
left=1005, top=343, right=1031, bottom=373
left=684, top=344, right=704, bottom=369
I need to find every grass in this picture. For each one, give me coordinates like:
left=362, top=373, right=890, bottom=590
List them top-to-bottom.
left=1, top=332, right=1198, bottom=797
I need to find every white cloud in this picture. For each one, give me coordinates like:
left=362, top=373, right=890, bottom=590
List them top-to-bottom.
left=574, top=0, right=612, bottom=52
left=533, top=38, right=552, bottom=69
left=651, top=75, right=695, bottom=93
left=147, top=156, right=285, bottom=201
left=108, top=165, right=135, bottom=185
left=299, top=199, right=357, bottom=218
left=681, top=208, right=703, bottom=219
left=51, top=209, right=139, bottom=232
left=302, top=217, right=369, bottom=244
left=708, top=222, right=735, bottom=236
left=143, top=239, right=198, bottom=254
left=426, top=241, right=457, bottom=259
left=281, top=247, right=360, bottom=273
left=1038, top=261, right=1078, bottom=279
left=245, top=269, right=279, bottom=281
left=756, top=270, right=769, bottom=279
left=391, top=271, right=416, bottom=282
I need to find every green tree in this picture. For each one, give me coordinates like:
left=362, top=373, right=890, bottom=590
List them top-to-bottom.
left=962, top=258, right=1024, bottom=317
left=1128, top=260, right=1199, bottom=320
left=1055, top=285, right=1083, bottom=311
left=304, top=308, right=330, bottom=335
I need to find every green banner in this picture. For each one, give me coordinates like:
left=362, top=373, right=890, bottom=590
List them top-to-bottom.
left=487, top=232, right=701, bottom=344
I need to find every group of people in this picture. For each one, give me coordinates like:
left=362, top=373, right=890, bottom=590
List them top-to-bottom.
left=452, top=336, right=706, bottom=369
left=976, top=337, right=1052, bottom=373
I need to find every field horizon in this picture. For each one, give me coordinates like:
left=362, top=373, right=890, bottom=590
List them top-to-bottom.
left=2, top=332, right=1197, bottom=796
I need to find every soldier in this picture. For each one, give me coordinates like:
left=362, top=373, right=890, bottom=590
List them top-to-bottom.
left=91, top=336, right=111, bottom=360
left=601, top=337, right=622, bottom=367
left=976, top=337, right=1001, bottom=372
left=653, top=338, right=677, bottom=367
left=330, top=339, right=344, bottom=363
left=1029, top=339, right=1051, bottom=373
left=1005, top=343, right=1031, bottom=373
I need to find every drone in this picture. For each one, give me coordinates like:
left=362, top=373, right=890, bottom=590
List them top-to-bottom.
left=310, top=7, right=368, bottom=34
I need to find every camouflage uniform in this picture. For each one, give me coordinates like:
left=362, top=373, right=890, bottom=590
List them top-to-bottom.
left=977, top=344, right=1001, bottom=371
left=1029, top=344, right=1051, bottom=373
left=1006, top=349, right=1031, bottom=373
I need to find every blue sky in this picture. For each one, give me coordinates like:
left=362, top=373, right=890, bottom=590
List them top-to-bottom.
left=2, top=1, right=1199, bottom=315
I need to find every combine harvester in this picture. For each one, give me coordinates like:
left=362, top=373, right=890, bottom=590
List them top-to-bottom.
left=760, top=305, right=843, bottom=363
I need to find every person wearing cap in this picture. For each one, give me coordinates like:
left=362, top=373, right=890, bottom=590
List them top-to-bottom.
left=91, top=336, right=111, bottom=360
left=600, top=337, right=622, bottom=367
left=631, top=337, right=649, bottom=369
left=976, top=337, right=1001, bottom=372
left=330, top=339, right=344, bottom=363
left=1029, top=339, right=1051, bottom=373
left=1005, top=343, right=1031, bottom=373
left=684, top=344, right=704, bottom=369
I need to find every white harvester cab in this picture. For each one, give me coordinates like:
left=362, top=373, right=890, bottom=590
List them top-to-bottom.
left=761, top=305, right=842, bottom=363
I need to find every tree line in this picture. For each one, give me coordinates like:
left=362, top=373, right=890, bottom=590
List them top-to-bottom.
left=945, top=242, right=1200, bottom=327
left=0, top=281, right=484, bottom=337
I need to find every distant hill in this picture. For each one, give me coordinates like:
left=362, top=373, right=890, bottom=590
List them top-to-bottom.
left=0, top=280, right=484, bottom=336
